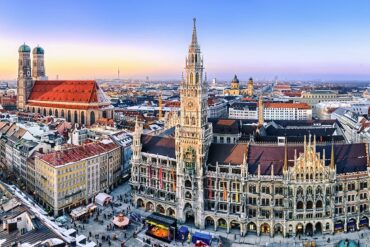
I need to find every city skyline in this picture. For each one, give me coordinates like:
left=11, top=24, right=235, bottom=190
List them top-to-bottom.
left=1, top=0, right=370, bottom=81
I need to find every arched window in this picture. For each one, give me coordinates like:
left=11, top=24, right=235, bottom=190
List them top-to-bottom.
left=190, top=72, right=193, bottom=84
left=195, top=72, right=199, bottom=84
left=32, top=107, right=35, bottom=113
left=37, top=108, right=41, bottom=114
left=43, top=109, right=46, bottom=116
left=49, top=109, right=52, bottom=116
left=55, top=109, right=58, bottom=117
left=61, top=110, right=65, bottom=118
left=67, top=110, right=71, bottom=122
left=74, top=111, right=78, bottom=123
left=90, top=111, right=95, bottom=125
left=103, top=111, right=107, bottom=118
left=81, top=112, right=85, bottom=125
left=185, top=116, right=189, bottom=125
left=191, top=117, right=196, bottom=125
left=316, top=200, right=323, bottom=209
left=297, top=201, right=303, bottom=210
left=306, top=201, right=313, bottom=209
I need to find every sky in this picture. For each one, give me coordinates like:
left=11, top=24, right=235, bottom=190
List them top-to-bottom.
left=1, top=0, right=370, bottom=81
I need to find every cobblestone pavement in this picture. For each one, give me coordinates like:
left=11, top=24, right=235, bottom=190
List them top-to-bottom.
left=54, top=181, right=370, bottom=246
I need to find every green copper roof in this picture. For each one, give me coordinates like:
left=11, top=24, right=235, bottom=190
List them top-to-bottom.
left=18, top=43, right=31, bottom=53
left=33, top=46, right=44, bottom=55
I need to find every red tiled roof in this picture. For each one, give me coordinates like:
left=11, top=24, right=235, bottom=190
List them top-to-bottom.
left=28, top=80, right=99, bottom=103
left=264, top=102, right=311, bottom=109
left=39, top=141, right=119, bottom=167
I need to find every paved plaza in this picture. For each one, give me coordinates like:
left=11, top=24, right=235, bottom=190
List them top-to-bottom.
left=52, top=181, right=370, bottom=247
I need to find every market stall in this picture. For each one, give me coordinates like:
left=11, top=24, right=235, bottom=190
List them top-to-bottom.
left=95, top=193, right=112, bottom=206
left=145, top=212, right=177, bottom=243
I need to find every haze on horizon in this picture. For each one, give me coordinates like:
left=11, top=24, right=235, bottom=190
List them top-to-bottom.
left=1, top=0, right=370, bottom=82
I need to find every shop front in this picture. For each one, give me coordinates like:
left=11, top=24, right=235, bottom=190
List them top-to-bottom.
left=145, top=212, right=177, bottom=243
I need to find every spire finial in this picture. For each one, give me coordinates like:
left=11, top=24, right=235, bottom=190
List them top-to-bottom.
left=191, top=17, right=198, bottom=45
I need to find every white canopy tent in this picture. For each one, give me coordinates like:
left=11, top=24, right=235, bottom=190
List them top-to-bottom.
left=95, top=193, right=112, bottom=206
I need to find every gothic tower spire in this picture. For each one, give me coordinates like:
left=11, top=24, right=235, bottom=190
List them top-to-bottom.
left=191, top=18, right=198, bottom=46
left=284, top=140, right=288, bottom=172
left=330, top=141, right=335, bottom=170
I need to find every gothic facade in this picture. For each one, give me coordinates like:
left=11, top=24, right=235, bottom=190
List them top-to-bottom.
left=130, top=19, right=370, bottom=237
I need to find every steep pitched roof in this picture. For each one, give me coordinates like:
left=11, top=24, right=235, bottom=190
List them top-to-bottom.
left=29, top=80, right=99, bottom=103
left=141, top=134, right=176, bottom=158
left=207, top=143, right=368, bottom=175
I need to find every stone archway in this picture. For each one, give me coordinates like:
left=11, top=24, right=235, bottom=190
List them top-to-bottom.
left=137, top=198, right=144, bottom=208
left=146, top=201, right=154, bottom=211
left=297, top=201, right=303, bottom=210
left=184, top=203, right=194, bottom=226
left=156, top=204, right=165, bottom=214
left=166, top=207, right=175, bottom=217
left=205, top=216, right=215, bottom=230
left=360, top=216, right=369, bottom=229
left=217, top=218, right=227, bottom=231
left=347, top=218, right=357, bottom=232
left=230, top=220, right=240, bottom=234
left=247, top=222, right=257, bottom=235
left=315, top=222, right=322, bottom=235
left=260, top=223, right=270, bottom=235
left=274, top=223, right=284, bottom=236
left=296, top=223, right=304, bottom=235
left=306, top=223, right=313, bottom=236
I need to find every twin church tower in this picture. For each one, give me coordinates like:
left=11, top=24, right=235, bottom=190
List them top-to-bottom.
left=17, top=44, right=47, bottom=110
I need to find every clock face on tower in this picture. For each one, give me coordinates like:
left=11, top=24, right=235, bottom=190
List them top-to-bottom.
left=186, top=99, right=194, bottom=110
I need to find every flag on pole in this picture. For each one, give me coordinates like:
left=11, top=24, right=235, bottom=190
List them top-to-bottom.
left=149, top=164, right=152, bottom=186
left=159, top=166, right=163, bottom=189
left=171, top=167, right=176, bottom=192
left=208, top=177, right=212, bottom=199
left=223, top=177, right=227, bottom=201
left=235, top=178, right=239, bottom=203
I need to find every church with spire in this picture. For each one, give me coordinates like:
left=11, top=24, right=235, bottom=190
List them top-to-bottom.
left=130, top=19, right=370, bottom=238
left=16, top=44, right=113, bottom=126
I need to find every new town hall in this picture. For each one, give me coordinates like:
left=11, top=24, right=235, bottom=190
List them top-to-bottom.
left=130, top=19, right=370, bottom=237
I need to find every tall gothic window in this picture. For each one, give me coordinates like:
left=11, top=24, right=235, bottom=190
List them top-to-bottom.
left=190, top=72, right=193, bottom=84
left=195, top=73, right=199, bottom=84
left=191, top=117, right=196, bottom=125
left=184, top=147, right=196, bottom=171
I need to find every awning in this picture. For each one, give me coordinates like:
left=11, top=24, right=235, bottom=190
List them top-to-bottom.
left=360, top=218, right=368, bottom=225
left=335, top=223, right=344, bottom=229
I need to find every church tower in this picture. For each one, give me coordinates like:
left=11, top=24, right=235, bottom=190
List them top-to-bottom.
left=175, top=18, right=213, bottom=228
left=17, top=43, right=33, bottom=110
left=32, top=46, right=47, bottom=80
left=247, top=77, right=254, bottom=96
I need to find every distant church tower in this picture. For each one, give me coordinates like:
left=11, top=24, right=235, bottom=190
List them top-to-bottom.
left=175, top=18, right=213, bottom=227
left=17, top=43, right=33, bottom=110
left=32, top=46, right=46, bottom=80
left=247, top=77, right=254, bottom=96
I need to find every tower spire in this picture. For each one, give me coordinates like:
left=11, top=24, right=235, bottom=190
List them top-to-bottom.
left=191, top=18, right=198, bottom=46
left=284, top=140, right=288, bottom=172
left=330, top=140, right=335, bottom=170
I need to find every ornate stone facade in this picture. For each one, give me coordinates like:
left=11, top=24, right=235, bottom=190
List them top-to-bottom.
left=130, top=19, right=370, bottom=237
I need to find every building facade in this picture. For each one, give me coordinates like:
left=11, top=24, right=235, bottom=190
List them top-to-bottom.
left=130, top=19, right=370, bottom=237
left=229, top=102, right=312, bottom=120
left=34, top=140, right=121, bottom=216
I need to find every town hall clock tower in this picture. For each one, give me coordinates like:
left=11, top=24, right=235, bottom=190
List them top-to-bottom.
left=175, top=18, right=213, bottom=228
